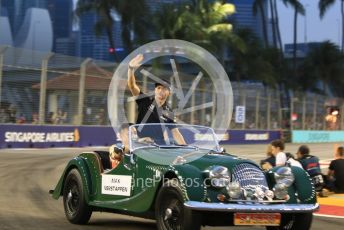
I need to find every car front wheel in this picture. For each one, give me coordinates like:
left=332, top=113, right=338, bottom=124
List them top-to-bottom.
left=63, top=169, right=92, bottom=224
left=155, top=179, right=201, bottom=230
left=266, top=213, right=313, bottom=230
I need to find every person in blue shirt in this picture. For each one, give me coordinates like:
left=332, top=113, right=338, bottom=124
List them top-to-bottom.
left=296, top=145, right=325, bottom=196
left=297, top=145, right=322, bottom=175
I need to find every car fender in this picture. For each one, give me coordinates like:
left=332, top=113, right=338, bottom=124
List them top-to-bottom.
left=51, top=156, right=93, bottom=202
left=171, top=164, right=207, bottom=201
left=270, top=166, right=316, bottom=204
left=291, top=166, right=316, bottom=203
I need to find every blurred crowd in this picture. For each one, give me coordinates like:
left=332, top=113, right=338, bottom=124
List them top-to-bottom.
left=0, top=101, right=341, bottom=129
left=0, top=104, right=106, bottom=125
left=0, top=104, right=25, bottom=124
left=260, top=140, right=344, bottom=195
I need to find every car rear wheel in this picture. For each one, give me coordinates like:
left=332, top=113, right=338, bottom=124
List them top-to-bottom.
left=63, top=169, right=92, bottom=224
left=155, top=179, right=201, bottom=230
left=266, top=213, right=313, bottom=230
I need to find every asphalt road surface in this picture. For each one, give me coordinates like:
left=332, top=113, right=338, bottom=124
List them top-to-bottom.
left=0, top=143, right=343, bottom=230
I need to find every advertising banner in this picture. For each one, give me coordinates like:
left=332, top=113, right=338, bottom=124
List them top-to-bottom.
left=235, top=106, right=246, bottom=123
left=0, top=124, right=117, bottom=148
left=0, top=125, right=281, bottom=149
left=175, top=128, right=280, bottom=145
left=220, top=130, right=281, bottom=145
left=292, top=130, right=344, bottom=143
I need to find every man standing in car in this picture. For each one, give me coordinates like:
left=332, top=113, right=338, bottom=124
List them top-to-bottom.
left=127, top=54, right=186, bottom=145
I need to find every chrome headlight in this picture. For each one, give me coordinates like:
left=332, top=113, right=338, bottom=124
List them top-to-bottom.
left=206, top=165, right=230, bottom=188
left=274, top=167, right=295, bottom=187
left=227, top=181, right=241, bottom=199
left=273, top=183, right=289, bottom=200
left=254, top=187, right=266, bottom=200
left=265, top=189, right=275, bottom=201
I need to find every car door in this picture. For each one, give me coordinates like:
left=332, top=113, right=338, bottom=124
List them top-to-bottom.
left=98, top=153, right=136, bottom=203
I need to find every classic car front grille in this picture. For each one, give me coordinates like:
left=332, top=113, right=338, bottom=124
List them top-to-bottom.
left=232, top=163, right=269, bottom=191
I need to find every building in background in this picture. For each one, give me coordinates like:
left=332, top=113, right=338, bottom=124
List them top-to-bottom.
left=0, top=0, right=270, bottom=59
left=1, top=0, right=47, bottom=39
left=1, top=0, right=52, bottom=52
left=1, top=0, right=75, bottom=54
left=47, top=0, right=77, bottom=56
left=47, top=0, right=73, bottom=41
left=228, top=0, right=269, bottom=42
left=0, top=7, right=13, bottom=46
left=14, top=7, right=53, bottom=52
left=77, top=10, right=124, bottom=61
left=54, top=37, right=77, bottom=56
left=284, top=42, right=323, bottom=58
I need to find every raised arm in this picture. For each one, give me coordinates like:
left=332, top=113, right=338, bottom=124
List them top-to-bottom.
left=128, top=54, right=144, bottom=96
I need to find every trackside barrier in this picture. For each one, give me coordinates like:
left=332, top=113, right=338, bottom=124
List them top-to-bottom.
left=0, top=124, right=117, bottom=148
left=0, top=125, right=281, bottom=149
left=220, top=130, right=281, bottom=145
left=292, top=130, right=344, bottom=143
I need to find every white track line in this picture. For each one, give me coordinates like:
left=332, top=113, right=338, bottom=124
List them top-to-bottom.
left=320, top=159, right=333, bottom=169
left=314, top=213, right=344, bottom=219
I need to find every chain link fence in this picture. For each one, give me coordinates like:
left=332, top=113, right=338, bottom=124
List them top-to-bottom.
left=0, top=45, right=343, bottom=130
left=0, top=46, right=114, bottom=126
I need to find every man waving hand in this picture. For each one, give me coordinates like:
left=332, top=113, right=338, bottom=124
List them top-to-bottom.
left=127, top=54, right=186, bottom=145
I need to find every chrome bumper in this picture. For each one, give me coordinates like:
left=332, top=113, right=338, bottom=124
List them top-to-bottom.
left=184, top=201, right=319, bottom=213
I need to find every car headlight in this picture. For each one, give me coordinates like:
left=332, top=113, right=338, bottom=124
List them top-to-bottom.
left=206, top=165, right=230, bottom=188
left=274, top=167, right=295, bottom=187
left=227, top=181, right=241, bottom=199
left=273, top=183, right=289, bottom=200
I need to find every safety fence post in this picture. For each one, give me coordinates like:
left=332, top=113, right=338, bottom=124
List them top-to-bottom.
left=0, top=46, right=9, bottom=107
left=38, top=52, right=54, bottom=124
left=77, top=58, right=92, bottom=125
left=255, top=92, right=260, bottom=129
left=267, top=92, right=271, bottom=130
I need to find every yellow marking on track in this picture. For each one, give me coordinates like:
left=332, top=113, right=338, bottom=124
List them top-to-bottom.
left=318, top=194, right=344, bottom=206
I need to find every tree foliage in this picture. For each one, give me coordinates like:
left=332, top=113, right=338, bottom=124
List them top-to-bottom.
left=75, top=0, right=344, bottom=97
left=76, top=0, right=148, bottom=51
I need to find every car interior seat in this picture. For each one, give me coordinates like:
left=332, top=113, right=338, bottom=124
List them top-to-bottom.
left=94, top=151, right=112, bottom=170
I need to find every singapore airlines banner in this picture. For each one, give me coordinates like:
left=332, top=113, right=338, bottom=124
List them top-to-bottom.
left=0, top=124, right=281, bottom=149
left=0, top=125, right=117, bottom=148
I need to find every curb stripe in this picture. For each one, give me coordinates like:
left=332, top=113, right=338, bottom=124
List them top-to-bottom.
left=314, top=213, right=344, bottom=219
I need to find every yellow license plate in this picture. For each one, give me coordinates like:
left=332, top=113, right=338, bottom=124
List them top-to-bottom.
left=234, top=213, right=281, bottom=226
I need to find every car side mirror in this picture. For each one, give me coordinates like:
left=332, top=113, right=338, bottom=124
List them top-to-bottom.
left=109, top=144, right=124, bottom=159
left=113, top=146, right=124, bottom=155
left=123, top=153, right=135, bottom=170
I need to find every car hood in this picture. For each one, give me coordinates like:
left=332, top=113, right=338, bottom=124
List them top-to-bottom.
left=134, top=148, right=256, bottom=171
left=186, top=152, right=256, bottom=171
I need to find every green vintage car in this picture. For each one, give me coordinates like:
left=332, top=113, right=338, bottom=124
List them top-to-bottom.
left=50, top=124, right=319, bottom=230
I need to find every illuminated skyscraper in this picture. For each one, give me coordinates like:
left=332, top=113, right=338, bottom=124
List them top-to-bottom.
left=227, top=0, right=269, bottom=41
left=77, top=10, right=124, bottom=61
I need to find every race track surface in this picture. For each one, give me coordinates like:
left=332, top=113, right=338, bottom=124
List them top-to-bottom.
left=0, top=143, right=343, bottom=230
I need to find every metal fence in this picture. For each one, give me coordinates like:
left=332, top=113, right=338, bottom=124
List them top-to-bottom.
left=0, top=45, right=343, bottom=130
left=231, top=86, right=344, bottom=131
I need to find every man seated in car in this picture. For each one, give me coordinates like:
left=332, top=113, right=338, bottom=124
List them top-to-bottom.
left=109, top=123, right=154, bottom=169
left=109, top=123, right=130, bottom=169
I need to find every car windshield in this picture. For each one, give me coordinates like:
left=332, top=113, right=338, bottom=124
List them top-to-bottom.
left=129, top=123, right=220, bottom=151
